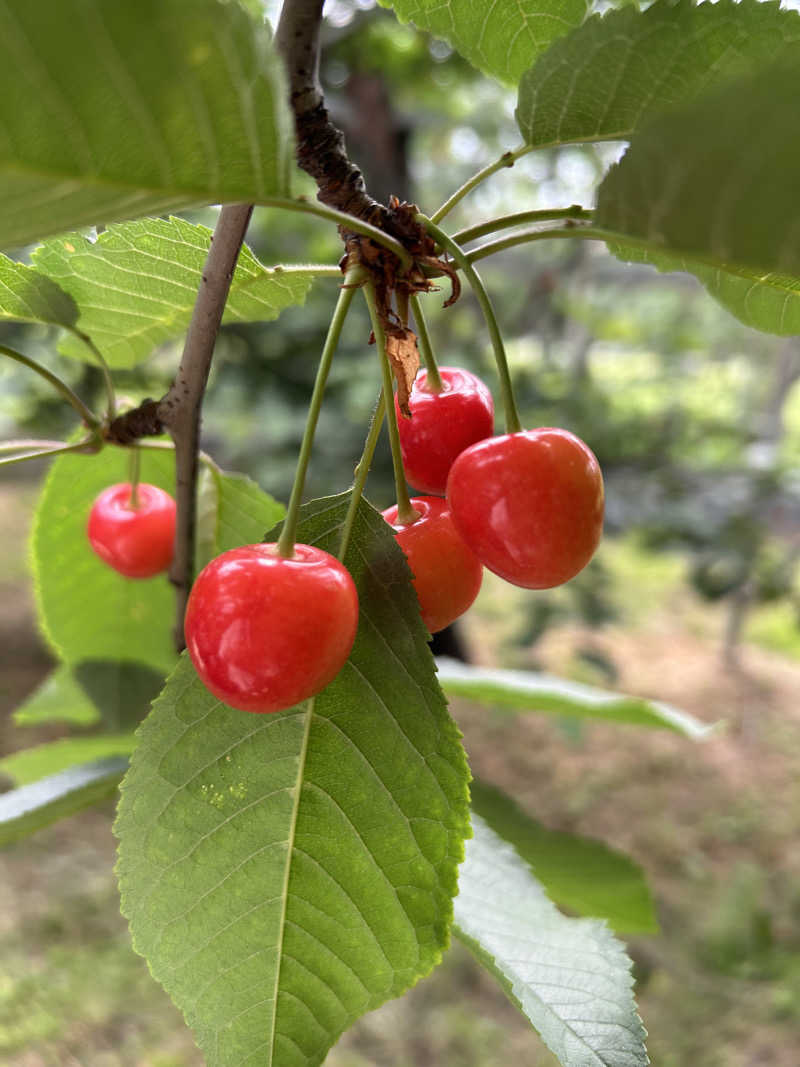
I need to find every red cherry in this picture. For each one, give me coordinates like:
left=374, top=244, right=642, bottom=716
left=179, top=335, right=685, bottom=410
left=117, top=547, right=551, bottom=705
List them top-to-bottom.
left=396, top=366, right=494, bottom=495
left=446, top=428, right=604, bottom=589
left=87, top=482, right=176, bottom=578
left=382, top=496, right=483, bottom=634
left=184, top=543, right=358, bottom=713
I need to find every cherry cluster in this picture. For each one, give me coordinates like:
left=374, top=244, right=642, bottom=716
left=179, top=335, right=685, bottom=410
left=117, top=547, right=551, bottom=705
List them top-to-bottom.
left=386, top=365, right=604, bottom=631
left=86, top=367, right=602, bottom=716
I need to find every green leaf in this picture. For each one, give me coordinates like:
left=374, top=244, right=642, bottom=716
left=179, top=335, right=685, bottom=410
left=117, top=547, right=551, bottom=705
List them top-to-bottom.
left=0, top=0, right=293, bottom=249
left=378, top=0, right=587, bottom=86
left=517, top=0, right=800, bottom=147
left=596, top=55, right=800, bottom=283
left=33, top=219, right=318, bottom=368
left=606, top=244, right=800, bottom=337
left=0, top=255, right=77, bottom=327
left=31, top=446, right=177, bottom=675
left=196, top=468, right=285, bottom=571
left=213, top=470, right=286, bottom=556
left=116, top=493, right=471, bottom=1067
left=436, top=656, right=713, bottom=738
left=13, top=665, right=100, bottom=727
left=0, top=735, right=136, bottom=786
left=0, top=756, right=128, bottom=847
left=470, top=779, right=657, bottom=935
left=455, top=815, right=648, bottom=1067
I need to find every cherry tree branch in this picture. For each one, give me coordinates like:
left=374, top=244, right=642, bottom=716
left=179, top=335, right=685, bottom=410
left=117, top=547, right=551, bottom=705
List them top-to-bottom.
left=156, top=203, right=254, bottom=651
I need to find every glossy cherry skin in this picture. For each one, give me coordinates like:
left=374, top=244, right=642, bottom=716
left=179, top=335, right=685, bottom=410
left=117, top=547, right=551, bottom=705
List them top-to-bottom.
left=396, top=366, right=494, bottom=495
left=446, top=428, right=604, bottom=589
left=87, top=482, right=176, bottom=578
left=382, top=496, right=483, bottom=633
left=184, top=543, right=358, bottom=714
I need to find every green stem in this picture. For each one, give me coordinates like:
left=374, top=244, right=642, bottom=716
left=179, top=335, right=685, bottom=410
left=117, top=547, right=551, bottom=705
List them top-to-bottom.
left=431, top=145, right=533, bottom=224
left=262, top=197, right=413, bottom=272
left=453, top=206, right=593, bottom=246
left=417, top=214, right=521, bottom=435
left=466, top=224, right=600, bottom=263
left=276, top=266, right=363, bottom=557
left=362, top=283, right=418, bottom=525
left=409, top=293, right=443, bottom=392
left=71, top=331, right=116, bottom=422
left=0, top=344, right=99, bottom=428
left=338, top=390, right=386, bottom=562
left=0, top=436, right=98, bottom=467
left=0, top=438, right=70, bottom=452
left=128, top=446, right=141, bottom=509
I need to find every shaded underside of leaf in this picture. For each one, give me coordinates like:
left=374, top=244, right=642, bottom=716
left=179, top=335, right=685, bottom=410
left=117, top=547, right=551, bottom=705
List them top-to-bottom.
left=0, top=0, right=293, bottom=249
left=378, top=0, right=588, bottom=86
left=517, top=0, right=800, bottom=147
left=595, top=54, right=800, bottom=283
left=33, top=219, right=318, bottom=368
left=606, top=241, right=800, bottom=337
left=0, top=254, right=77, bottom=328
left=31, top=446, right=178, bottom=674
left=116, top=493, right=471, bottom=1067
left=435, top=656, right=713, bottom=738
left=12, top=664, right=101, bottom=727
left=0, top=735, right=136, bottom=786
left=0, top=756, right=129, bottom=847
left=470, top=779, right=657, bottom=935
left=455, top=816, right=649, bottom=1067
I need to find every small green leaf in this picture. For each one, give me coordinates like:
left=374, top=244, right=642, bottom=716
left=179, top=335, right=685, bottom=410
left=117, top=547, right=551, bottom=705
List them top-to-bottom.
left=0, top=0, right=293, bottom=249
left=378, top=0, right=587, bottom=86
left=517, top=0, right=800, bottom=147
left=596, top=55, right=800, bottom=282
left=33, top=219, right=318, bottom=368
left=0, top=255, right=77, bottom=328
left=31, top=446, right=178, bottom=674
left=196, top=468, right=285, bottom=571
left=213, top=470, right=285, bottom=555
left=116, top=494, right=471, bottom=1066
left=436, top=656, right=713, bottom=737
left=74, top=660, right=167, bottom=731
left=13, top=665, right=100, bottom=727
left=0, top=735, right=136, bottom=786
left=0, top=756, right=129, bottom=846
left=470, top=779, right=657, bottom=934
left=455, top=815, right=649, bottom=1067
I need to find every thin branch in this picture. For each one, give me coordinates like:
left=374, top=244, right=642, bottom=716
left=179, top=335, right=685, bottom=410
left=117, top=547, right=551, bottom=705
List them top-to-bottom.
left=275, top=0, right=389, bottom=228
left=156, top=203, right=254, bottom=651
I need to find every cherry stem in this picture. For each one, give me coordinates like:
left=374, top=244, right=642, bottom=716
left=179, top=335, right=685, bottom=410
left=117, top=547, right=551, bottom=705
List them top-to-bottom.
left=431, top=144, right=533, bottom=224
left=453, top=206, right=593, bottom=246
left=417, top=214, right=522, bottom=435
left=466, top=223, right=601, bottom=263
left=277, top=266, right=363, bottom=558
left=362, top=282, right=419, bottom=525
left=409, top=294, right=443, bottom=393
left=71, top=331, right=117, bottom=422
left=0, top=344, right=100, bottom=429
left=338, top=389, right=386, bottom=562
left=0, top=436, right=98, bottom=467
left=128, top=446, right=141, bottom=510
